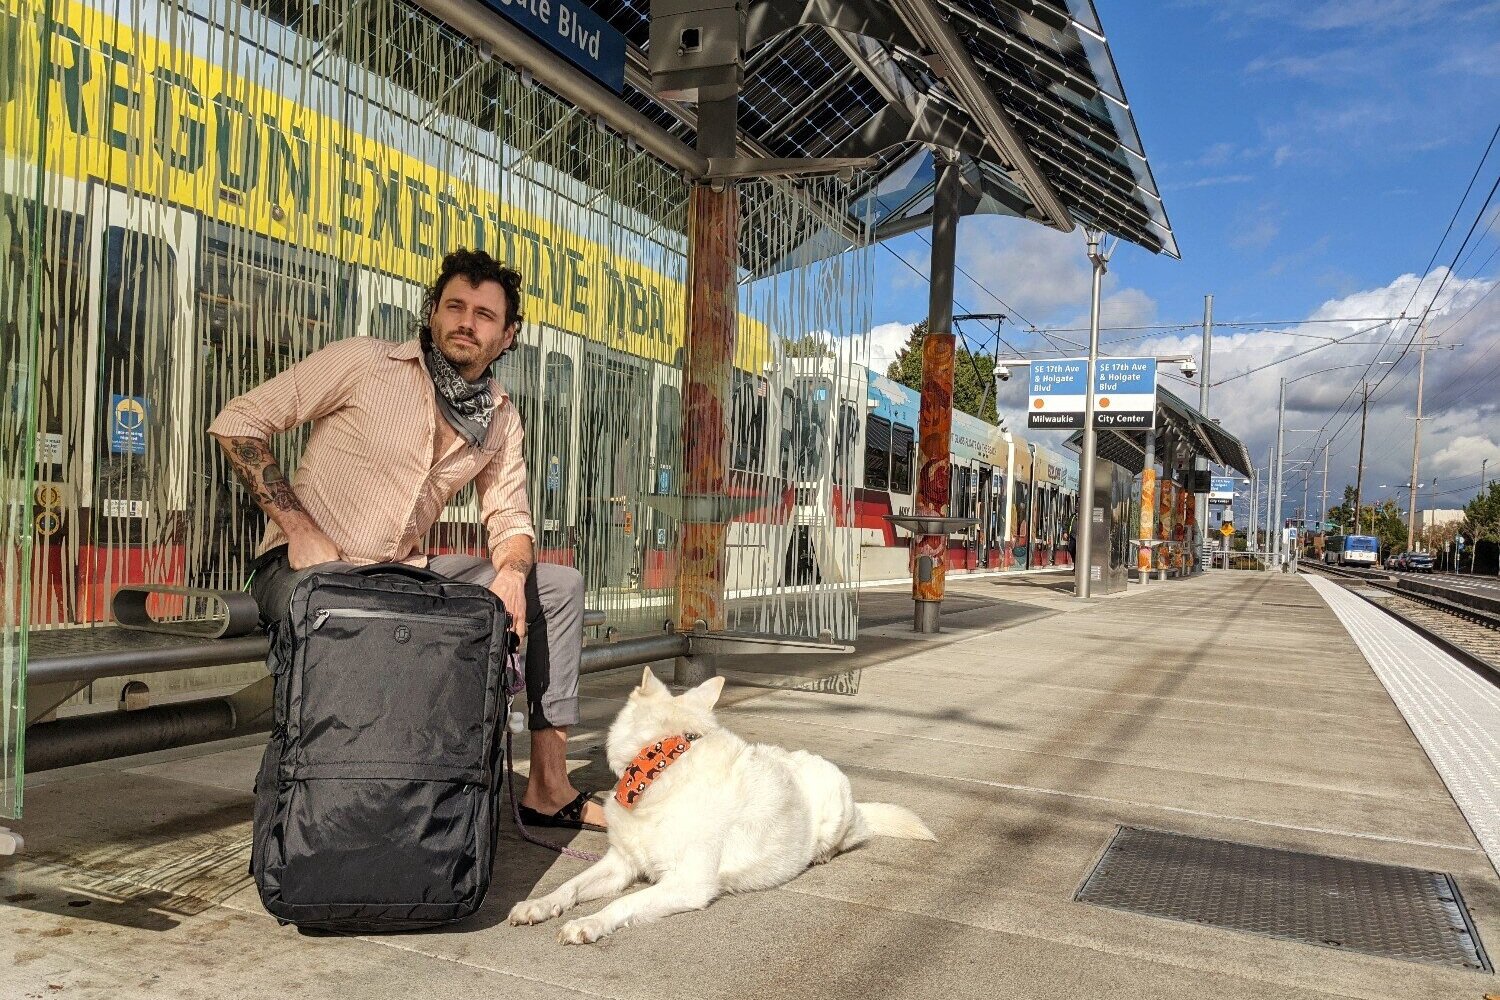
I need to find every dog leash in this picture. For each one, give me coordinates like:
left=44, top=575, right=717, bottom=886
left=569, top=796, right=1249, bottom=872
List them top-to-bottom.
left=502, top=651, right=603, bottom=864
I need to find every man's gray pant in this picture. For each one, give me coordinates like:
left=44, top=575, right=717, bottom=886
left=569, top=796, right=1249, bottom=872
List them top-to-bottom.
left=250, top=551, right=584, bottom=730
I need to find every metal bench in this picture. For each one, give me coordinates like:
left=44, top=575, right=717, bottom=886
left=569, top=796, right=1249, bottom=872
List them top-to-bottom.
left=25, top=585, right=615, bottom=772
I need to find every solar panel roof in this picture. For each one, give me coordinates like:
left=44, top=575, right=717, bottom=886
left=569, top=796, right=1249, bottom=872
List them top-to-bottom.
left=588, top=0, right=1178, bottom=260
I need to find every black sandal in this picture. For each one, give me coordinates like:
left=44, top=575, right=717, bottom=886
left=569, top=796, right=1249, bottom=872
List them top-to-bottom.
left=517, top=791, right=606, bottom=833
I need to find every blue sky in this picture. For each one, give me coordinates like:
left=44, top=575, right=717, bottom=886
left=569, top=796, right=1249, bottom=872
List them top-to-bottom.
left=866, top=0, right=1500, bottom=520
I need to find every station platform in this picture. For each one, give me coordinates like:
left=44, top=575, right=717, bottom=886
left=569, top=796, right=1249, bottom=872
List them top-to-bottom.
left=3, top=572, right=1498, bottom=1000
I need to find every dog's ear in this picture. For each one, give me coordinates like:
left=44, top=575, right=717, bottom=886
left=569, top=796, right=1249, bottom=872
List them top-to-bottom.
left=637, top=667, right=669, bottom=696
left=679, top=675, right=726, bottom=713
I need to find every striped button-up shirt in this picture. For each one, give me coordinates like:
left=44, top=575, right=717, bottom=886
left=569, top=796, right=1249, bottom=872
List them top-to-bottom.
left=208, top=337, right=533, bottom=566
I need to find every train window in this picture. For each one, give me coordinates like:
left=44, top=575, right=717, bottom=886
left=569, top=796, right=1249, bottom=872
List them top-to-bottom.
left=6, top=204, right=88, bottom=484
left=99, top=228, right=176, bottom=459
left=198, top=228, right=336, bottom=360
left=369, top=302, right=418, bottom=342
left=495, top=342, right=540, bottom=429
left=537, top=352, right=573, bottom=534
left=731, top=369, right=766, bottom=472
left=789, top=377, right=830, bottom=481
left=656, top=383, right=680, bottom=494
left=779, top=388, right=795, bottom=479
left=833, top=403, right=859, bottom=485
left=863, top=415, right=891, bottom=491
left=890, top=422, right=914, bottom=493
left=955, top=466, right=972, bottom=518
left=1013, top=482, right=1031, bottom=544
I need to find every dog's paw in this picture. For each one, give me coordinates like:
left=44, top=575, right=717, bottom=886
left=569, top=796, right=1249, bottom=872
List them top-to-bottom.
left=508, top=898, right=565, bottom=926
left=558, top=916, right=609, bottom=945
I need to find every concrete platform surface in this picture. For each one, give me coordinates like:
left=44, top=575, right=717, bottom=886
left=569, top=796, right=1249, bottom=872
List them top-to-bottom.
left=4, top=572, right=1498, bottom=1000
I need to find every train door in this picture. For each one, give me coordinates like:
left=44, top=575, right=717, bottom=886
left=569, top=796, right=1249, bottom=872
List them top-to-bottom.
left=7, top=185, right=91, bottom=627
left=77, top=189, right=198, bottom=620
left=535, top=332, right=581, bottom=566
left=579, top=345, right=651, bottom=593
left=647, top=367, right=681, bottom=590
left=976, top=465, right=993, bottom=568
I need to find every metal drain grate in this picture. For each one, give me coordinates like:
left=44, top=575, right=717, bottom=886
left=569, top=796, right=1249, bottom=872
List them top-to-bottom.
left=1076, top=827, right=1490, bottom=972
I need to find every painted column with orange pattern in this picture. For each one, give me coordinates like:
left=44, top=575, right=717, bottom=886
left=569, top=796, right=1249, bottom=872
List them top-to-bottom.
left=911, top=150, right=961, bottom=632
left=674, top=182, right=737, bottom=669
left=914, top=332, right=956, bottom=602
left=1139, top=428, right=1158, bottom=575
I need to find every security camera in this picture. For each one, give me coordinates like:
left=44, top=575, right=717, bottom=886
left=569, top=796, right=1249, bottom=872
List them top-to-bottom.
left=1180, top=358, right=1198, bottom=379
left=995, top=365, right=1012, bottom=383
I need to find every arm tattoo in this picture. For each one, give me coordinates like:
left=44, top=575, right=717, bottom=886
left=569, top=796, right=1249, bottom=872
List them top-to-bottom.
left=222, top=436, right=308, bottom=517
left=261, top=465, right=303, bottom=513
left=493, top=536, right=534, bottom=578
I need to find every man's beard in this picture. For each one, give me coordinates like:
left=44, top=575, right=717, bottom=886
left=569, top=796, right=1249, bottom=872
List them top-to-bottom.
left=434, top=325, right=485, bottom=370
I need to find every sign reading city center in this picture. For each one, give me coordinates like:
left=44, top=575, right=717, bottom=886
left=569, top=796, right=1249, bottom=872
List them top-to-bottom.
left=1092, top=357, right=1157, bottom=429
left=1027, top=359, right=1088, bottom=428
left=1209, top=476, right=1236, bottom=504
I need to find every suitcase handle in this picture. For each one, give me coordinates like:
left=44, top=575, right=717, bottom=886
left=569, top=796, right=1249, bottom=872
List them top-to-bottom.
left=344, top=562, right=519, bottom=649
left=344, top=563, right=449, bottom=584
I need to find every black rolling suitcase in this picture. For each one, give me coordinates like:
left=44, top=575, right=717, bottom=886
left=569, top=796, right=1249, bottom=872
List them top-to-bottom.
left=250, top=563, right=516, bottom=932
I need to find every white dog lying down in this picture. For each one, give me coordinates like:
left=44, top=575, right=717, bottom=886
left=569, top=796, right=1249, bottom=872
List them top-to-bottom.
left=508, top=668, right=935, bottom=944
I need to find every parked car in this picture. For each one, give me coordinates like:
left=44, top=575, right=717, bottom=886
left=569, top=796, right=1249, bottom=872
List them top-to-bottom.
left=1405, top=552, right=1434, bottom=573
left=1386, top=553, right=1408, bottom=570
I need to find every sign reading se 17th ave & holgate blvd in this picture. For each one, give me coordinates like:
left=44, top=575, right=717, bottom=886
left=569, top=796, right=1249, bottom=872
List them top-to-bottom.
left=1029, top=357, right=1158, bottom=429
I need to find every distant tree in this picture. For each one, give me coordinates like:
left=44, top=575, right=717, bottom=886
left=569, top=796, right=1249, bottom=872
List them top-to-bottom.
left=884, top=321, right=999, bottom=423
left=779, top=334, right=834, bottom=359
left=1463, top=480, right=1500, bottom=546
left=1323, top=485, right=1407, bottom=554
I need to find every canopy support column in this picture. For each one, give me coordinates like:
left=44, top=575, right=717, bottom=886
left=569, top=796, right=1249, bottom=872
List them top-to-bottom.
left=674, top=97, right=739, bottom=685
left=911, top=151, right=960, bottom=633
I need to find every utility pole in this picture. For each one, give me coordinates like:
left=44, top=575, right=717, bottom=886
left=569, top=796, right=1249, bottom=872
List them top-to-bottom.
left=1196, top=294, right=1213, bottom=567
left=1406, top=323, right=1427, bottom=552
left=1273, top=379, right=1286, bottom=564
left=1354, top=381, right=1369, bottom=535
left=1320, top=443, right=1330, bottom=555
left=1301, top=464, right=1310, bottom=555
left=1247, top=467, right=1256, bottom=550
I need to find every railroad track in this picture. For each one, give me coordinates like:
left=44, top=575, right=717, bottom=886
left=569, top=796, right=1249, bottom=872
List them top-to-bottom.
left=1304, top=564, right=1500, bottom=681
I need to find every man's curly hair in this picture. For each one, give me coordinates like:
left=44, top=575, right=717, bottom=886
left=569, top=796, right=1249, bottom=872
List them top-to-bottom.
left=419, top=248, right=525, bottom=351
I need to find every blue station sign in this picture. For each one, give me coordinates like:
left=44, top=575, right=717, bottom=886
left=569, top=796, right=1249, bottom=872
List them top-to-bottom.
left=481, top=0, right=627, bottom=94
left=1027, top=359, right=1088, bottom=429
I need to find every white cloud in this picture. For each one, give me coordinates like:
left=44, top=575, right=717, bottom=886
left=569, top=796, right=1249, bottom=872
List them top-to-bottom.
left=1169, top=174, right=1256, bottom=190
left=955, top=219, right=1095, bottom=320
left=1166, top=268, right=1500, bottom=515
left=867, top=320, right=915, bottom=374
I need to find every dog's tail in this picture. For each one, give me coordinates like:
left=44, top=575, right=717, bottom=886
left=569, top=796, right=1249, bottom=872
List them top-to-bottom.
left=854, top=802, right=936, bottom=842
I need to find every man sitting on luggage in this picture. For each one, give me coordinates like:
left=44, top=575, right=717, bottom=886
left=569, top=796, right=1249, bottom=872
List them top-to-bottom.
left=209, top=248, right=605, bottom=831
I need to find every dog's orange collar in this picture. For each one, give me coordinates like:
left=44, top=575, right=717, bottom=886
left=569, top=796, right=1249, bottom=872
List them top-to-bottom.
left=614, top=733, right=699, bottom=809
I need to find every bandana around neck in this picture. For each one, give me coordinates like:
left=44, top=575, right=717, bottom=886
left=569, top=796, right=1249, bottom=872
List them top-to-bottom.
left=424, top=343, right=494, bottom=448
left=614, top=733, right=699, bottom=809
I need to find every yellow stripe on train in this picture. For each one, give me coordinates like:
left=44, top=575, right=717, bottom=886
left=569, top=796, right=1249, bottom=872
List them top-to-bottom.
left=0, top=0, right=772, bottom=371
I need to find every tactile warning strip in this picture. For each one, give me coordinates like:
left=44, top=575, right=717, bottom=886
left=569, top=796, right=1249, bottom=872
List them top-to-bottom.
left=1307, top=575, right=1500, bottom=875
left=1077, top=826, right=1489, bottom=971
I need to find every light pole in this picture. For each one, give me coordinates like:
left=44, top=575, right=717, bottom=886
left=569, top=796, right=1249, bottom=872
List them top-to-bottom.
left=1074, top=229, right=1109, bottom=600
left=1196, top=293, right=1213, bottom=564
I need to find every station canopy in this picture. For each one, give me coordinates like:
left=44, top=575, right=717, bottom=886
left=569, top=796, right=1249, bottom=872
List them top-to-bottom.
left=514, top=0, right=1178, bottom=268
left=1069, top=388, right=1254, bottom=478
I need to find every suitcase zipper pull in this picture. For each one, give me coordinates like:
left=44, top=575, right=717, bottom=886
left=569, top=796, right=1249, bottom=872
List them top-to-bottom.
left=310, top=610, right=330, bottom=632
